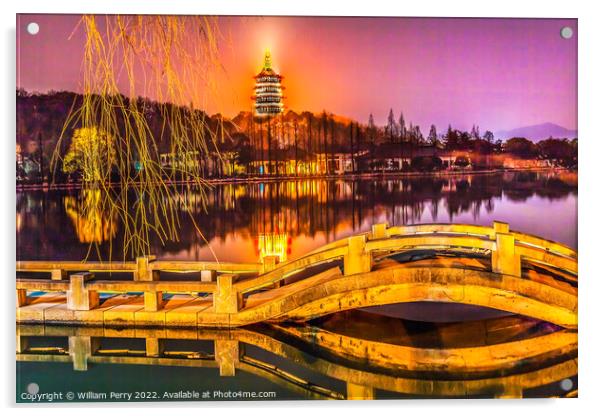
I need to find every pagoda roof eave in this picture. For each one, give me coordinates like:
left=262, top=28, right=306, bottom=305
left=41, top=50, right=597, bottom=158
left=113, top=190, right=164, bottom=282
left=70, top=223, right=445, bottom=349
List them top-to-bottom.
left=254, top=72, right=284, bottom=79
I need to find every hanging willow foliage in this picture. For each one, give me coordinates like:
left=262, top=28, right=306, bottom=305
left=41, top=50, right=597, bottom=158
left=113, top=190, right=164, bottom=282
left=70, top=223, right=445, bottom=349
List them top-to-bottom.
left=52, top=15, right=228, bottom=261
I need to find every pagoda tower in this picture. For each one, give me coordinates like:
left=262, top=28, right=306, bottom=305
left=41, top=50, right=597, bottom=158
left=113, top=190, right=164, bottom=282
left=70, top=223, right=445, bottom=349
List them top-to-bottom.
left=252, top=50, right=285, bottom=117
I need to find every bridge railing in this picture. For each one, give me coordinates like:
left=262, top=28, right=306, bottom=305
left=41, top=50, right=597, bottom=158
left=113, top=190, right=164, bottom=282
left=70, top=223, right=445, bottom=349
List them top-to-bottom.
left=232, top=220, right=576, bottom=309
left=16, top=221, right=577, bottom=316
left=366, top=221, right=576, bottom=275
left=382, top=222, right=576, bottom=260
left=16, top=257, right=262, bottom=281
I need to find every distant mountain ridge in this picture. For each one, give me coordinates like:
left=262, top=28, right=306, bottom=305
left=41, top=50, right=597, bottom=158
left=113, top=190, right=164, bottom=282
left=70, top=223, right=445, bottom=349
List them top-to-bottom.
left=495, top=123, right=577, bottom=141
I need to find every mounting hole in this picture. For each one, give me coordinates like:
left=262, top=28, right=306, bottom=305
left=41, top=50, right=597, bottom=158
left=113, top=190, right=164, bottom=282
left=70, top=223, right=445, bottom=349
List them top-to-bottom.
left=27, top=22, right=40, bottom=35
left=560, top=26, right=573, bottom=39
left=560, top=378, right=574, bottom=391
left=27, top=382, right=40, bottom=394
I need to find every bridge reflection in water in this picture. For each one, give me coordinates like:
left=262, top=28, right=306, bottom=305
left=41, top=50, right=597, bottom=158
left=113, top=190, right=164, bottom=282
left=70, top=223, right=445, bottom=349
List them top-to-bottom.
left=16, top=311, right=577, bottom=400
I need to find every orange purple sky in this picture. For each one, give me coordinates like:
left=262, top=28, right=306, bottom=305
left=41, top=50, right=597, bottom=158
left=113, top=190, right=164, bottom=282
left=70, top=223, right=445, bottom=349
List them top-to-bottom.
left=17, top=15, right=577, bottom=132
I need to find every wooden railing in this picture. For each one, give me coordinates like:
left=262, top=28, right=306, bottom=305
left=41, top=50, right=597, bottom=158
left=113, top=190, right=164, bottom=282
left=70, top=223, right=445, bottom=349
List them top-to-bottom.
left=16, top=221, right=577, bottom=316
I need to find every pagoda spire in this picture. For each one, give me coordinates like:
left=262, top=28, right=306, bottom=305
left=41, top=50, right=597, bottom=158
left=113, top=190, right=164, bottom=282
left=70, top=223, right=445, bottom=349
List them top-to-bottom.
left=263, top=49, right=272, bottom=70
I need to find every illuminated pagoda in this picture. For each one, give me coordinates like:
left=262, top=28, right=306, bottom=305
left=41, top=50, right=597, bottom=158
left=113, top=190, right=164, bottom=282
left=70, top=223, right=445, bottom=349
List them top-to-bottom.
left=252, top=50, right=285, bottom=116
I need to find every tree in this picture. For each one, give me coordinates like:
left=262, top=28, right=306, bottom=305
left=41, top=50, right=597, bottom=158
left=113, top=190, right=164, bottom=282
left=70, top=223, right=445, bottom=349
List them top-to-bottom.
left=386, top=108, right=397, bottom=143
left=321, top=111, right=328, bottom=173
left=398, top=111, right=406, bottom=142
left=306, top=112, right=314, bottom=173
left=367, top=113, right=377, bottom=146
left=329, top=116, right=336, bottom=173
left=293, top=120, right=299, bottom=174
left=348, top=122, right=354, bottom=173
left=408, top=122, right=414, bottom=143
left=428, top=124, right=438, bottom=146
left=445, top=124, right=459, bottom=150
left=470, top=124, right=481, bottom=140
left=413, top=125, right=423, bottom=144
left=63, top=127, right=116, bottom=182
left=483, top=130, right=494, bottom=143
left=36, top=131, right=44, bottom=181
left=458, top=131, right=471, bottom=150
left=235, top=136, right=253, bottom=174
left=504, top=137, right=538, bottom=159
left=473, top=138, right=494, bottom=155
left=537, top=138, right=576, bottom=167
left=494, top=139, right=503, bottom=153
left=411, top=156, right=443, bottom=172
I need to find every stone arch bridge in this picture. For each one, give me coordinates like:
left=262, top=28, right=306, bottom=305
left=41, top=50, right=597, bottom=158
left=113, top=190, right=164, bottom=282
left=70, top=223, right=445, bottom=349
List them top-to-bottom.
left=16, top=221, right=577, bottom=329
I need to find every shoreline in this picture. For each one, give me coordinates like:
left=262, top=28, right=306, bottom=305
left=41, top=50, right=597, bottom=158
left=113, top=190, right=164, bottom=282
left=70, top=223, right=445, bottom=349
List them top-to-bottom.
left=16, top=166, right=572, bottom=192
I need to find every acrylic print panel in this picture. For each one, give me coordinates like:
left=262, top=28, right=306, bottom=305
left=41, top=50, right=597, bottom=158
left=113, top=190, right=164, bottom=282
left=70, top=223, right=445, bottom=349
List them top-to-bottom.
left=16, top=14, right=577, bottom=402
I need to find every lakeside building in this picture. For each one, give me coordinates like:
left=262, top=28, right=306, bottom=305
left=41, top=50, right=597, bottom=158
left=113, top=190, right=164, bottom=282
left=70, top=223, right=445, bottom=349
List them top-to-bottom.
left=252, top=51, right=285, bottom=117
left=16, top=142, right=43, bottom=179
left=358, top=143, right=473, bottom=172
left=247, top=149, right=369, bottom=176
left=159, top=150, right=239, bottom=177
left=159, top=151, right=202, bottom=170
left=502, top=158, right=551, bottom=169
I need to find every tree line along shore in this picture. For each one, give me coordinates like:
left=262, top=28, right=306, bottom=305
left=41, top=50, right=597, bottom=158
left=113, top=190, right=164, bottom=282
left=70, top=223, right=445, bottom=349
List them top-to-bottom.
left=17, top=90, right=577, bottom=185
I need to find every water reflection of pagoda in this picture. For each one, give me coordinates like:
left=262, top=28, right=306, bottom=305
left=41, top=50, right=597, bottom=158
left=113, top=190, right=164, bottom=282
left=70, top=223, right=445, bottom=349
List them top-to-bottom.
left=252, top=50, right=285, bottom=116
left=256, top=232, right=291, bottom=263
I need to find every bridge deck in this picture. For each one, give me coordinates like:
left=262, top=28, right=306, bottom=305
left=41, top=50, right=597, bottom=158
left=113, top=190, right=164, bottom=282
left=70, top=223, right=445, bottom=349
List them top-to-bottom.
left=17, top=255, right=577, bottom=328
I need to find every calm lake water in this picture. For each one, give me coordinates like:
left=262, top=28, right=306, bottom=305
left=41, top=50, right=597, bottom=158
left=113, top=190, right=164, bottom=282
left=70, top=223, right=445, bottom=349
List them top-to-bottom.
left=16, top=171, right=578, bottom=401
left=16, top=171, right=577, bottom=263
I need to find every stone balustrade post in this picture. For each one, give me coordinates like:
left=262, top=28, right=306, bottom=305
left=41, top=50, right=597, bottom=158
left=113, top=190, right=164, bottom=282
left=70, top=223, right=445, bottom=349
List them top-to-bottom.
left=493, top=220, right=510, bottom=234
left=371, top=223, right=388, bottom=239
left=492, top=231, right=521, bottom=277
left=343, top=235, right=372, bottom=276
left=135, top=255, right=159, bottom=281
left=262, top=255, right=280, bottom=273
left=263, top=255, right=281, bottom=288
left=51, top=269, right=66, bottom=280
left=201, top=270, right=217, bottom=282
left=67, top=272, right=99, bottom=311
left=214, top=274, right=241, bottom=314
left=17, top=289, right=28, bottom=307
left=144, top=290, right=164, bottom=312
left=16, top=335, right=28, bottom=353
left=69, top=335, right=99, bottom=371
left=145, top=337, right=164, bottom=357
left=214, top=339, right=240, bottom=376
left=346, top=382, right=375, bottom=400
left=494, top=384, right=523, bottom=399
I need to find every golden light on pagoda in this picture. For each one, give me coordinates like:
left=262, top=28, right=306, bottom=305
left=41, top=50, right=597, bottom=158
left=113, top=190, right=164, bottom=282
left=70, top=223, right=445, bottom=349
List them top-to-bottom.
left=252, top=50, right=285, bottom=117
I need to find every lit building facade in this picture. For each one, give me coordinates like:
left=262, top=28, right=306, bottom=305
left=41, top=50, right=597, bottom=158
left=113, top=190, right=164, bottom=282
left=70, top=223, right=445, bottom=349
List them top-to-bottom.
left=252, top=51, right=285, bottom=117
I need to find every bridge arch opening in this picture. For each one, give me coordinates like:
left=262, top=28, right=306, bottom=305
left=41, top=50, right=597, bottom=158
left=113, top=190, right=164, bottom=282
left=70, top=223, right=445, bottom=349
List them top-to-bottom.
left=360, top=302, right=513, bottom=323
